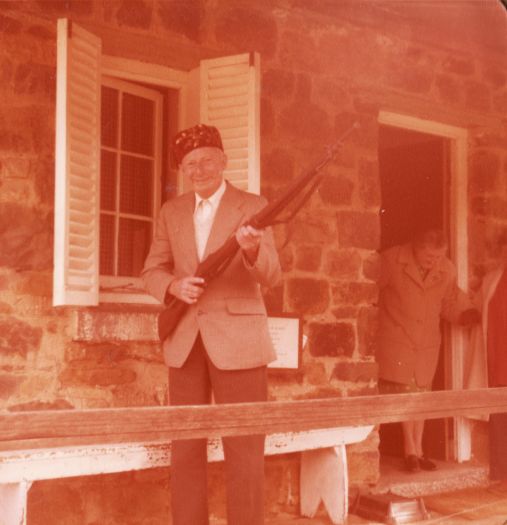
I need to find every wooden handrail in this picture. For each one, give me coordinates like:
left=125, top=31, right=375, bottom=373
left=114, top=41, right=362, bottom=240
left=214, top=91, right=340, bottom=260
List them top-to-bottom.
left=1, top=387, right=506, bottom=451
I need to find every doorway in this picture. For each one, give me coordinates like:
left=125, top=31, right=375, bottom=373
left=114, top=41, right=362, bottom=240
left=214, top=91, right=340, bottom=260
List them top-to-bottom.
left=378, top=124, right=452, bottom=462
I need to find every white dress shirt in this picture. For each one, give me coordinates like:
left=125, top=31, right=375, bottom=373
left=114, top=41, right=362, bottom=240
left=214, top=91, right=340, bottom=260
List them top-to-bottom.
left=193, top=179, right=226, bottom=260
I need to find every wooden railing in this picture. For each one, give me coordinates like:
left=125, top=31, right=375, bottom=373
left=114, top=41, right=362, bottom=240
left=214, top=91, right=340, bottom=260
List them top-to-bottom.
left=1, top=387, right=507, bottom=450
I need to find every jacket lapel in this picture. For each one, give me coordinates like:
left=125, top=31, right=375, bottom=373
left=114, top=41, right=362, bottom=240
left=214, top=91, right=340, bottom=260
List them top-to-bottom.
left=202, top=182, right=247, bottom=260
left=399, top=244, right=425, bottom=288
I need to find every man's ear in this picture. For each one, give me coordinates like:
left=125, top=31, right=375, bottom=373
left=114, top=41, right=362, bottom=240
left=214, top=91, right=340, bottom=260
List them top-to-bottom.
left=221, top=151, right=228, bottom=170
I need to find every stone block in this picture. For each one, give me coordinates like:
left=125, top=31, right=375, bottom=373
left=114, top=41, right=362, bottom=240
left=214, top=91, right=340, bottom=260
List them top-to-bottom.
left=34, top=0, right=93, bottom=16
left=117, top=0, right=153, bottom=29
left=158, top=0, right=203, bottom=42
left=215, top=7, right=278, bottom=58
left=0, top=13, right=22, bottom=34
left=442, top=56, right=475, bottom=76
left=14, top=62, right=55, bottom=97
left=387, top=63, right=433, bottom=94
left=483, top=65, right=506, bottom=88
left=262, top=68, right=295, bottom=99
left=435, top=74, right=462, bottom=104
left=465, top=81, right=491, bottom=112
left=493, top=90, right=507, bottom=113
left=279, top=100, right=332, bottom=141
left=261, top=148, right=295, bottom=186
left=470, top=150, right=500, bottom=192
left=358, top=159, right=380, bottom=208
left=317, top=175, right=354, bottom=207
left=0, top=203, right=52, bottom=271
left=337, top=210, right=380, bottom=249
left=288, top=213, right=337, bottom=245
left=294, top=244, right=322, bottom=272
left=325, top=249, right=361, bottom=280
left=362, top=251, right=380, bottom=281
left=15, top=271, right=52, bottom=297
left=286, top=278, right=330, bottom=315
left=331, top=282, right=378, bottom=306
left=357, top=305, right=378, bottom=357
left=331, top=306, right=358, bottom=319
left=74, top=308, right=159, bottom=342
left=0, top=316, right=42, bottom=357
left=308, top=322, right=354, bottom=357
left=332, top=360, right=378, bottom=382
left=302, top=361, right=327, bottom=385
left=60, top=363, right=137, bottom=387
left=0, top=374, right=23, bottom=399
left=293, top=386, right=343, bottom=400
left=8, top=399, right=73, bottom=411
left=347, top=448, right=380, bottom=485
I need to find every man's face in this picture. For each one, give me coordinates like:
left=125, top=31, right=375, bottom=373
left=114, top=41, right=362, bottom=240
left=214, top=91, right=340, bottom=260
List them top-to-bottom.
left=180, top=147, right=227, bottom=198
left=413, top=244, right=447, bottom=271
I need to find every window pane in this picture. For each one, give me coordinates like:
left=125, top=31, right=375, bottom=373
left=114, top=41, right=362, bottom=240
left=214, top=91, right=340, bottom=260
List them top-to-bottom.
left=101, top=86, right=118, bottom=148
left=121, top=93, right=154, bottom=155
left=100, top=150, right=116, bottom=211
left=120, top=154, right=153, bottom=216
left=100, top=214, right=115, bottom=275
left=118, top=218, right=151, bottom=277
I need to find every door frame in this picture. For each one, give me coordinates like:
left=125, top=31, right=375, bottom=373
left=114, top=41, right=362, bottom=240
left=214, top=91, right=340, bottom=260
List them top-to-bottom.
left=378, top=111, right=471, bottom=462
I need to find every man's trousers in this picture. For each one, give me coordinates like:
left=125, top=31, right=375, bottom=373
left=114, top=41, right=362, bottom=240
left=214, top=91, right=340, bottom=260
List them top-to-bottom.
left=168, top=334, right=268, bottom=525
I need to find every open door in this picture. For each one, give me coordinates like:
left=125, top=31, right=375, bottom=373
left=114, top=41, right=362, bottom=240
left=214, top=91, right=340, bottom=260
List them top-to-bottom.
left=378, top=124, right=452, bottom=462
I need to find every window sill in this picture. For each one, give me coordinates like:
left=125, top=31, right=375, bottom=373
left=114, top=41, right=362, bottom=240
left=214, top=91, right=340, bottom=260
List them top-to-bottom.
left=74, top=302, right=163, bottom=343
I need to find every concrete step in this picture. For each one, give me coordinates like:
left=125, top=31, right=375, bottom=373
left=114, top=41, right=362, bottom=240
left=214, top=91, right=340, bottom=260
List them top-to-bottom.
left=372, top=456, right=489, bottom=498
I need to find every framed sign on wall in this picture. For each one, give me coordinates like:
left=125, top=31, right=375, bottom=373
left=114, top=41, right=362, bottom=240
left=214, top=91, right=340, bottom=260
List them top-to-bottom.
left=267, top=316, right=302, bottom=369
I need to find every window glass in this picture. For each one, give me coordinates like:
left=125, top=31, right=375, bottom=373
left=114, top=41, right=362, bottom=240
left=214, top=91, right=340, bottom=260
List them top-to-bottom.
left=101, top=86, right=118, bottom=148
left=121, top=93, right=154, bottom=156
left=100, top=150, right=116, bottom=211
left=119, top=155, right=153, bottom=216
left=99, top=214, right=115, bottom=275
left=118, top=218, right=152, bottom=277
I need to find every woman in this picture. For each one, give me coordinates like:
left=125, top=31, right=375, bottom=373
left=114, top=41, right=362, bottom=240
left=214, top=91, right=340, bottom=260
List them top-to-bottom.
left=377, top=229, right=480, bottom=472
left=479, top=230, right=507, bottom=481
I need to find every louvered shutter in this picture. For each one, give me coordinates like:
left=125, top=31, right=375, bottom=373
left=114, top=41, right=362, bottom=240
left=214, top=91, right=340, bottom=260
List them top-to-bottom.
left=53, top=19, right=101, bottom=306
left=200, top=53, right=260, bottom=194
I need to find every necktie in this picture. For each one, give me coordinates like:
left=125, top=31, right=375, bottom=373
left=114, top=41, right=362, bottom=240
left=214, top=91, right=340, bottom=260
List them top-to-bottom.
left=195, top=199, right=213, bottom=260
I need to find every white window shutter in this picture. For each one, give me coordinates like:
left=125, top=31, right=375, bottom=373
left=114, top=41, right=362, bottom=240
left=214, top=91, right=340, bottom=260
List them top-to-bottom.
left=53, top=19, right=101, bottom=306
left=200, top=53, right=260, bottom=194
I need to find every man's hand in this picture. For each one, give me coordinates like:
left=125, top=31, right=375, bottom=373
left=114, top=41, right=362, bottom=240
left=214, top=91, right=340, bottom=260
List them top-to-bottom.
left=236, top=224, right=264, bottom=264
left=168, top=276, right=205, bottom=304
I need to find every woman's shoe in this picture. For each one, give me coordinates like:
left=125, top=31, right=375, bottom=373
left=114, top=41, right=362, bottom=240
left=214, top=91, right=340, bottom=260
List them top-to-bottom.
left=405, top=454, right=421, bottom=472
left=418, top=456, right=437, bottom=470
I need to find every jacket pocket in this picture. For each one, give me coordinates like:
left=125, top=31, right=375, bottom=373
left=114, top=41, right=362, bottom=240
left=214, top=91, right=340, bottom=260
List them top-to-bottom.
left=226, top=297, right=266, bottom=315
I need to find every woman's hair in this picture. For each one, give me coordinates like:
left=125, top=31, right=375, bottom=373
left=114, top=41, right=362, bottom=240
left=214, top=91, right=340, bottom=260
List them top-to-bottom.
left=412, top=228, right=447, bottom=249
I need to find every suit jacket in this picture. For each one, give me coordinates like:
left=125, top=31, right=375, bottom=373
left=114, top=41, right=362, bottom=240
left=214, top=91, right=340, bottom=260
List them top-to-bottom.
left=142, top=182, right=282, bottom=370
left=377, top=243, right=471, bottom=387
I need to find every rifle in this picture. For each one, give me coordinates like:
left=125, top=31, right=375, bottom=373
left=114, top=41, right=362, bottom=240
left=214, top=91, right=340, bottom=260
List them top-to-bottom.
left=157, top=123, right=358, bottom=342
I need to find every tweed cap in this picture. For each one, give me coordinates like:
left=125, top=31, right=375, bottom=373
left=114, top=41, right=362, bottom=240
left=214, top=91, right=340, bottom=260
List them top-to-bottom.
left=171, top=124, right=224, bottom=167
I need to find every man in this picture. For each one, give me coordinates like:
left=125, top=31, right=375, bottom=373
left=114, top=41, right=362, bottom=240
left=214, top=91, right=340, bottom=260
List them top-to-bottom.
left=142, top=124, right=281, bottom=525
left=376, top=229, right=480, bottom=472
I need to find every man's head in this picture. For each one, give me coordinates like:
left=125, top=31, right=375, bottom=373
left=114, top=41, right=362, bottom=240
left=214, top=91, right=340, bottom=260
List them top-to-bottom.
left=171, top=124, right=227, bottom=198
left=412, top=229, right=447, bottom=271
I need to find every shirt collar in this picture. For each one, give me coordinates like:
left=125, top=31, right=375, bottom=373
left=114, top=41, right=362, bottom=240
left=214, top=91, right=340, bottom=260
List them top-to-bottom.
left=194, top=179, right=227, bottom=210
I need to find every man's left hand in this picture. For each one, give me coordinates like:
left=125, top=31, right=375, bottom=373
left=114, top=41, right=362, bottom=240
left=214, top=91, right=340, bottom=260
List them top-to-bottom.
left=236, top=224, right=263, bottom=264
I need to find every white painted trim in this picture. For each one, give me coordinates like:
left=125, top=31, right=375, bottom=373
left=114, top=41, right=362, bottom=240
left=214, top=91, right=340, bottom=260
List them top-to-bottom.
left=102, top=55, right=188, bottom=88
left=378, top=110, right=471, bottom=462
left=0, top=427, right=373, bottom=484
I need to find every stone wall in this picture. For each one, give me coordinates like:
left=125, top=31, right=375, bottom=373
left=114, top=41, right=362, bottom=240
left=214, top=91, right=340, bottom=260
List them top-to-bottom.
left=0, top=1, right=506, bottom=523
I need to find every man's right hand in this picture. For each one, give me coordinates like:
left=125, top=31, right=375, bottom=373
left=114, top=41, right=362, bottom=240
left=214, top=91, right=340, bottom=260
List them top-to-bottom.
left=168, top=276, right=206, bottom=304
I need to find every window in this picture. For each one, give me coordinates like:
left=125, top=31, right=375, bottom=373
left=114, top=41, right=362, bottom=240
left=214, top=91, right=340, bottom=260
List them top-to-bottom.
left=53, top=18, right=261, bottom=307
left=99, top=77, right=162, bottom=292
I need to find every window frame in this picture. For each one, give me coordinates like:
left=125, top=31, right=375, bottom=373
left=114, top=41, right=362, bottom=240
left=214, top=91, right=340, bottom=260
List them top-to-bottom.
left=99, top=56, right=187, bottom=304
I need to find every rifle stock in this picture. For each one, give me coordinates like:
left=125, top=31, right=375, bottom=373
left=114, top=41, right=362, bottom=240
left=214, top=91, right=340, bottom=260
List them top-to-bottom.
left=157, top=124, right=358, bottom=342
